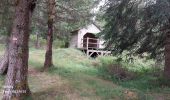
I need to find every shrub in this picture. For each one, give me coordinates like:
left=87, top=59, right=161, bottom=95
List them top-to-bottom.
left=53, top=39, right=65, bottom=49
left=97, top=56, right=137, bottom=81
left=97, top=56, right=115, bottom=66
left=107, top=64, right=136, bottom=81
left=156, top=76, right=170, bottom=87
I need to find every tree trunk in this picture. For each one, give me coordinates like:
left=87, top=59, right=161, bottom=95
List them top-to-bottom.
left=2, top=0, right=36, bottom=99
left=44, top=0, right=56, bottom=69
left=164, top=32, right=170, bottom=80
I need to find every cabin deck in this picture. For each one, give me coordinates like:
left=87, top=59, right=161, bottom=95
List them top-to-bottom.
left=79, top=37, right=111, bottom=57
left=86, top=49, right=111, bottom=57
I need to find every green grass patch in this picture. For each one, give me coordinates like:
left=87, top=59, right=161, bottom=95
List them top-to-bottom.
left=0, top=47, right=169, bottom=99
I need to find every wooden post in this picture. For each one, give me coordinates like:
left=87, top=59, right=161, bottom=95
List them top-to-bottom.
left=87, top=37, right=89, bottom=50
left=86, top=38, right=89, bottom=56
left=97, top=39, right=99, bottom=49
left=87, top=50, right=89, bottom=56
left=101, top=51, right=104, bottom=56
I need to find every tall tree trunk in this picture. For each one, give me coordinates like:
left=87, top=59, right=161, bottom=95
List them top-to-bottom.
left=2, top=0, right=36, bottom=99
left=44, top=0, right=56, bottom=69
left=164, top=32, right=170, bottom=80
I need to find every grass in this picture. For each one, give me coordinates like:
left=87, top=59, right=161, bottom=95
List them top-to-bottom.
left=0, top=47, right=170, bottom=100
left=97, top=56, right=170, bottom=91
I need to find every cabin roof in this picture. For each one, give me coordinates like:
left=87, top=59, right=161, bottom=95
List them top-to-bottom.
left=71, top=24, right=101, bottom=35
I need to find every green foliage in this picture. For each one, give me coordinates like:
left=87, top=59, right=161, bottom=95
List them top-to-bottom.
left=0, top=0, right=14, bottom=36
left=31, top=0, right=99, bottom=44
left=101, top=0, right=170, bottom=58
left=0, top=28, right=7, bottom=36
left=29, top=35, right=67, bottom=49
left=29, top=35, right=46, bottom=48
left=53, top=39, right=66, bottom=49
left=28, top=48, right=170, bottom=99
left=28, top=48, right=150, bottom=99
left=97, top=54, right=155, bottom=74
left=96, top=55, right=170, bottom=93
left=157, top=76, right=170, bottom=87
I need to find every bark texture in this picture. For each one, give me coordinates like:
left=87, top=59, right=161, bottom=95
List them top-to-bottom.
left=2, top=0, right=36, bottom=99
left=44, top=0, right=56, bottom=69
left=164, top=32, right=170, bottom=80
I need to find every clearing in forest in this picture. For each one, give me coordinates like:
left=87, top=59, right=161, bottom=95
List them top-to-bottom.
left=0, top=48, right=170, bottom=100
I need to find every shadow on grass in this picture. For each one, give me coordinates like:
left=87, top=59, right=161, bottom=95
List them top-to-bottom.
left=46, top=67, right=155, bottom=100
left=98, top=68, right=170, bottom=93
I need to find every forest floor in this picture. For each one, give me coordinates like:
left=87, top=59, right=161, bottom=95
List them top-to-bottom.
left=0, top=48, right=170, bottom=100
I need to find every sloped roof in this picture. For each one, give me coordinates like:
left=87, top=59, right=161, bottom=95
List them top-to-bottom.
left=71, top=24, right=101, bottom=35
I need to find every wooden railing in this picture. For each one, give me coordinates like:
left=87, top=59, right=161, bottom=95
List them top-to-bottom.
left=81, top=37, right=102, bottom=50
left=80, top=38, right=111, bottom=56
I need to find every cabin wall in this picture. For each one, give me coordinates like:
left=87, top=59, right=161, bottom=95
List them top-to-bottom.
left=71, top=24, right=104, bottom=49
left=77, top=25, right=101, bottom=48
left=77, top=29, right=87, bottom=48
left=77, top=31, right=105, bottom=49
left=69, top=33, right=78, bottom=48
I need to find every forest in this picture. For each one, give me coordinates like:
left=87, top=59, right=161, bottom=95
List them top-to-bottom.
left=0, top=0, right=170, bottom=100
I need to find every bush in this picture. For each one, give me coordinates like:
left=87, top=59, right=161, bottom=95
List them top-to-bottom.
left=53, top=39, right=65, bottom=49
left=97, top=56, right=136, bottom=81
left=97, top=56, right=115, bottom=66
left=107, top=64, right=136, bottom=81
left=156, top=76, right=170, bottom=87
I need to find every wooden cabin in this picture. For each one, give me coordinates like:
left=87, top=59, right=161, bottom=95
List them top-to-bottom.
left=69, top=24, right=111, bottom=57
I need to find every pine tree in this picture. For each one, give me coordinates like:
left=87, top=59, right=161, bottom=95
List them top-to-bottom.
left=101, top=0, right=170, bottom=79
